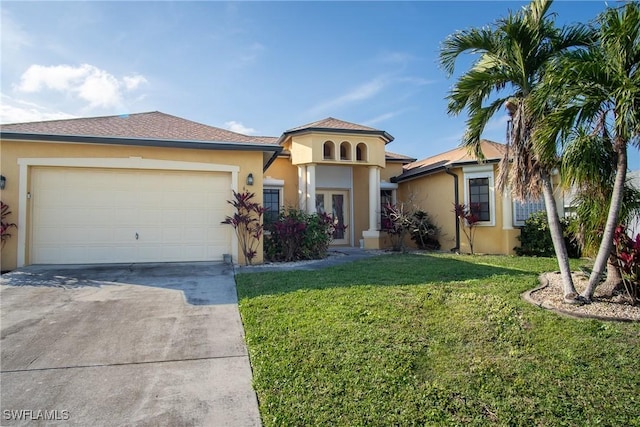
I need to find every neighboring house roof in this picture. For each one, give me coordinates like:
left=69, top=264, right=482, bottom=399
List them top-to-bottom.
left=0, top=111, right=283, bottom=170
left=278, top=117, right=394, bottom=144
left=393, top=140, right=505, bottom=182
left=385, top=151, right=417, bottom=163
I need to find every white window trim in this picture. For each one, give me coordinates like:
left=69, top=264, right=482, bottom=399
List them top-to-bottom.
left=462, top=165, right=496, bottom=227
left=263, top=178, right=285, bottom=228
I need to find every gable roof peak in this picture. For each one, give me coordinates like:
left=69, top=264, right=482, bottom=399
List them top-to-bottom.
left=281, top=116, right=393, bottom=143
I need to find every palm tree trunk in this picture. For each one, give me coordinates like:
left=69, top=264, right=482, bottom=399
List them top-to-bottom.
left=583, top=144, right=628, bottom=300
left=541, top=172, right=578, bottom=301
left=596, top=253, right=624, bottom=297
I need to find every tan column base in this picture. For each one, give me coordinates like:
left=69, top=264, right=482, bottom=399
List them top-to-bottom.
left=362, top=230, right=381, bottom=249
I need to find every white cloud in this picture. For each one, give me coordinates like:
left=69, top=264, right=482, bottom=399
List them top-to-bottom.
left=1, top=9, right=32, bottom=51
left=237, top=42, right=265, bottom=64
left=377, top=51, right=415, bottom=66
left=14, top=64, right=147, bottom=109
left=17, top=64, right=90, bottom=92
left=77, top=69, right=121, bottom=108
left=123, top=74, right=148, bottom=91
left=396, top=76, right=436, bottom=86
left=309, top=77, right=387, bottom=116
left=0, top=94, right=76, bottom=124
left=362, top=110, right=406, bottom=127
left=224, top=120, right=256, bottom=135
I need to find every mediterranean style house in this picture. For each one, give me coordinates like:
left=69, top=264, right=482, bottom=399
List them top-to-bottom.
left=0, top=111, right=558, bottom=270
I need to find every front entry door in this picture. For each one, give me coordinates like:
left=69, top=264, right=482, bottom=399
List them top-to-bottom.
left=315, top=190, right=349, bottom=245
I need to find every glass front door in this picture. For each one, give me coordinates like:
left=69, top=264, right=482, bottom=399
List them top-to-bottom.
left=315, top=190, right=349, bottom=245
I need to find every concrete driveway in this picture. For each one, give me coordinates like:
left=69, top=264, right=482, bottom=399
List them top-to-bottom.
left=0, top=263, right=261, bottom=426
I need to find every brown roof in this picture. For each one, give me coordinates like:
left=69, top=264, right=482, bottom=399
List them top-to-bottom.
left=0, top=111, right=277, bottom=145
left=280, top=117, right=394, bottom=144
left=286, top=117, right=380, bottom=133
left=394, top=140, right=505, bottom=182
left=405, top=140, right=505, bottom=170
left=385, top=151, right=417, bottom=163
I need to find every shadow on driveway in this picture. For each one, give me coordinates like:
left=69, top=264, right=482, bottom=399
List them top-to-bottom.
left=0, top=261, right=261, bottom=426
left=1, top=262, right=237, bottom=306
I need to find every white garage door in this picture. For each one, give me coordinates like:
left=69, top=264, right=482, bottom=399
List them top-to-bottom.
left=31, top=167, right=233, bottom=264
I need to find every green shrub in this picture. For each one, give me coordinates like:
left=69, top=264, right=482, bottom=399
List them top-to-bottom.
left=383, top=204, right=441, bottom=251
left=265, top=207, right=337, bottom=262
left=410, top=210, right=441, bottom=250
left=515, top=211, right=581, bottom=258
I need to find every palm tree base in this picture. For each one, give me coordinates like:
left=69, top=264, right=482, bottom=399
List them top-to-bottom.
left=564, top=293, right=590, bottom=305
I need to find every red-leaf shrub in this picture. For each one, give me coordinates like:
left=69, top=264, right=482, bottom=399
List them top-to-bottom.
left=221, top=191, right=264, bottom=265
left=1, top=201, right=17, bottom=248
left=613, top=225, right=640, bottom=304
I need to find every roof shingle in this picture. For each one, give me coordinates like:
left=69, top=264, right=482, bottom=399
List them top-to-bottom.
left=0, top=111, right=277, bottom=145
left=285, top=117, right=381, bottom=133
left=394, top=140, right=505, bottom=182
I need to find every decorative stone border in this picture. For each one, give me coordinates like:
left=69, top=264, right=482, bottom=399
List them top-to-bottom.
left=522, top=273, right=640, bottom=323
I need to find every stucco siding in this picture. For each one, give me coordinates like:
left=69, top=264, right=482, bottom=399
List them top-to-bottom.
left=0, top=139, right=265, bottom=269
left=264, top=157, right=300, bottom=208
left=381, top=163, right=404, bottom=182
left=352, top=166, right=370, bottom=245
left=397, top=166, right=521, bottom=255
left=398, top=172, right=458, bottom=252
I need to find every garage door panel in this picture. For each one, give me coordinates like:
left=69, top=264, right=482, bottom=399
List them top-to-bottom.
left=31, top=167, right=232, bottom=264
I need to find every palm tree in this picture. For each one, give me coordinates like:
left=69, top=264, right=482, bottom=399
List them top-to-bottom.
left=439, top=0, right=594, bottom=302
left=533, top=2, right=640, bottom=301
left=561, top=129, right=640, bottom=295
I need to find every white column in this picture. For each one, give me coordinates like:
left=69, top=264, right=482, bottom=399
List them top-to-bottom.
left=306, top=164, right=316, bottom=214
left=298, top=165, right=307, bottom=211
left=368, top=166, right=380, bottom=232
left=502, top=190, right=513, bottom=230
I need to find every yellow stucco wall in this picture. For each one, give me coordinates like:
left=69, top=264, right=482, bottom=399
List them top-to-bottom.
left=287, top=132, right=387, bottom=168
left=0, top=139, right=266, bottom=270
left=263, top=157, right=300, bottom=208
left=381, top=162, right=404, bottom=182
left=352, top=166, right=370, bottom=244
left=397, top=166, right=521, bottom=255
left=398, top=172, right=459, bottom=252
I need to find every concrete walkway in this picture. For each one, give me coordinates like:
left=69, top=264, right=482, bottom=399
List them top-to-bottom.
left=235, top=247, right=382, bottom=273
left=0, top=262, right=261, bottom=426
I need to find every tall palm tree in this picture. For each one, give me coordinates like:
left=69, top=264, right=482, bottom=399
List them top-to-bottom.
left=440, top=0, right=594, bottom=302
left=533, top=2, right=640, bottom=301
left=562, top=129, right=640, bottom=295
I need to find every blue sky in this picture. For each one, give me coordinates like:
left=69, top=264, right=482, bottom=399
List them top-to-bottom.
left=2, top=1, right=638, bottom=169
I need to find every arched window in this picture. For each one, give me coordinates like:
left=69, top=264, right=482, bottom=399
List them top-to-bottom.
left=323, top=141, right=335, bottom=160
left=340, top=141, right=352, bottom=160
left=356, top=143, right=368, bottom=161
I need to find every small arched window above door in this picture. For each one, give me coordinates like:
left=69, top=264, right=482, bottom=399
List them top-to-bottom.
left=323, top=141, right=335, bottom=160
left=340, top=141, right=352, bottom=160
left=356, top=143, right=368, bottom=161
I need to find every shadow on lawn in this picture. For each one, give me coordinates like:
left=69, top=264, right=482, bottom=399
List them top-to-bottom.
left=236, top=253, right=539, bottom=299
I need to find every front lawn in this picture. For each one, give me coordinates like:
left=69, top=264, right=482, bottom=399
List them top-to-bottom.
left=235, top=253, right=640, bottom=426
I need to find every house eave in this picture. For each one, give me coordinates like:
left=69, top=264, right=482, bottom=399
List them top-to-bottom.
left=277, top=127, right=394, bottom=145
left=1, top=132, right=283, bottom=172
left=392, top=158, right=500, bottom=183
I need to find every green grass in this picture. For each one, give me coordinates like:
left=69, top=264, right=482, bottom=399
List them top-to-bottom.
left=236, top=253, right=640, bottom=426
